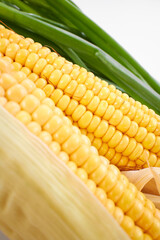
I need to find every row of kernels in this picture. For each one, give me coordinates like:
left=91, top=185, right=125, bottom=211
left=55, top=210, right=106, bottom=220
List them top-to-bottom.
left=1, top=27, right=160, bottom=134
left=0, top=37, right=158, bottom=141
left=1, top=41, right=160, bottom=144
left=12, top=58, right=159, bottom=155
left=15, top=64, right=159, bottom=168
left=29, top=67, right=160, bottom=155
left=29, top=69, right=160, bottom=167
left=0, top=71, right=101, bottom=174
left=108, top=82, right=160, bottom=127
left=1, top=83, right=71, bottom=169
left=2, top=101, right=69, bottom=164
left=86, top=130, right=160, bottom=168
left=67, top=160, right=147, bottom=240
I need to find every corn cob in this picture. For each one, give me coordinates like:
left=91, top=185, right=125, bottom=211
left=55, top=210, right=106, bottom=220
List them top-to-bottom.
left=0, top=25, right=160, bottom=126
left=0, top=26, right=160, bottom=170
left=1, top=59, right=160, bottom=240
left=0, top=106, right=131, bottom=240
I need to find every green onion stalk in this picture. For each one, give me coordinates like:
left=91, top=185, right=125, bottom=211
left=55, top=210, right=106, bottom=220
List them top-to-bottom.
left=45, top=0, right=160, bottom=94
left=0, top=2, right=159, bottom=114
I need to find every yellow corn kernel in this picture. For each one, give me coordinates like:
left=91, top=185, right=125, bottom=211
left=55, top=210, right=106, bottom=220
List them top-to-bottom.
left=9, top=33, right=22, bottom=43
left=0, top=38, right=9, bottom=54
left=19, top=38, right=34, bottom=49
left=28, top=42, right=42, bottom=53
left=5, top=43, right=20, bottom=60
left=38, top=47, right=51, bottom=58
left=15, top=49, right=29, bottom=65
left=25, top=52, right=39, bottom=70
left=53, top=57, right=65, bottom=69
left=33, top=58, right=47, bottom=75
left=12, top=61, right=22, bottom=71
left=41, top=64, right=54, bottom=79
left=21, top=66, right=31, bottom=76
left=28, top=72, right=39, bottom=82
left=1, top=73, right=16, bottom=90
left=58, top=74, right=71, bottom=90
left=35, top=78, right=47, bottom=88
left=21, top=79, right=36, bottom=93
left=6, top=84, right=27, bottom=103
left=43, top=84, right=54, bottom=97
left=98, top=86, right=110, bottom=100
left=32, top=88, right=46, bottom=101
left=21, top=94, right=40, bottom=113
left=57, top=95, right=70, bottom=111
left=87, top=96, right=100, bottom=112
left=0, top=97, right=7, bottom=106
left=42, top=97, right=55, bottom=110
left=94, top=100, right=108, bottom=117
left=5, top=101, right=20, bottom=115
left=32, top=104, right=53, bottom=126
left=72, top=105, right=86, bottom=122
left=109, top=109, right=123, bottom=126
left=16, top=110, right=32, bottom=125
left=78, top=111, right=93, bottom=128
left=87, top=115, right=101, bottom=133
left=95, top=120, right=109, bottom=138
left=27, top=121, right=41, bottom=136
left=53, top=125, right=71, bottom=144
left=102, top=126, right=116, bottom=142
left=39, top=131, right=52, bottom=145
left=108, top=131, right=122, bottom=148
left=142, top=133, right=156, bottom=149
left=115, top=135, right=129, bottom=153
left=92, top=138, right=102, bottom=150
left=70, top=145, right=89, bottom=166
left=105, top=148, right=115, bottom=160
left=58, top=151, right=69, bottom=163
left=82, top=154, right=100, bottom=174
left=67, top=161, right=77, bottom=173
left=89, top=164, right=108, bottom=184
left=76, top=168, right=88, bottom=184
left=99, top=168, right=118, bottom=192
left=95, top=187, right=107, bottom=205
left=117, top=188, right=136, bottom=212
left=113, top=207, right=124, bottom=224
left=136, top=209, right=154, bottom=231
left=121, top=216, right=134, bottom=236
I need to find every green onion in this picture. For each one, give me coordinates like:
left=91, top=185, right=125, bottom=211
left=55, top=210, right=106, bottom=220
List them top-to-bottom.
left=1, top=0, right=39, bottom=14
left=45, top=0, right=160, bottom=94
left=0, top=3, right=159, bottom=113
left=27, top=13, right=87, bottom=39
left=61, top=47, right=88, bottom=69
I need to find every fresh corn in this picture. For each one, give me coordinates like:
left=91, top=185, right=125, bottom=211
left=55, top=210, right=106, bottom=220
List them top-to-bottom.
left=0, top=26, right=160, bottom=169
left=0, top=59, right=160, bottom=240
left=0, top=105, right=130, bottom=240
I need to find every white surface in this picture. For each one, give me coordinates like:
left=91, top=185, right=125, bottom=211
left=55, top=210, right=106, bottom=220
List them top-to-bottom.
left=74, top=0, right=160, bottom=82
left=0, top=1, right=160, bottom=239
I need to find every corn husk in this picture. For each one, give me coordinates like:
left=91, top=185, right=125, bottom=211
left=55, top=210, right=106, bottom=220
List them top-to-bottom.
left=0, top=106, right=129, bottom=240
left=122, top=168, right=160, bottom=209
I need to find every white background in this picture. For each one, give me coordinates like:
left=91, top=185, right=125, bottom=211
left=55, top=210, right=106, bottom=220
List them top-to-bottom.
left=0, top=0, right=160, bottom=239
left=74, top=0, right=160, bottom=82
